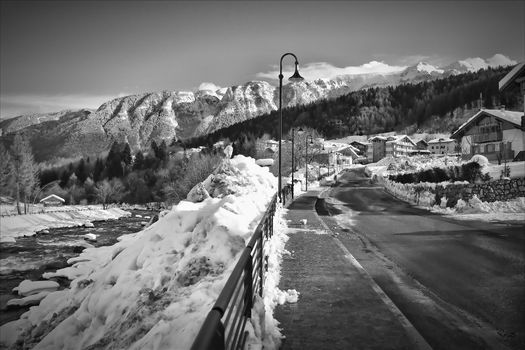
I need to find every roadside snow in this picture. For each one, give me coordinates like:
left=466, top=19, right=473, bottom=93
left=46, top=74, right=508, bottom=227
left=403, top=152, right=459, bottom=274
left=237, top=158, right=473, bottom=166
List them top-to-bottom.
left=0, top=155, right=278, bottom=350
left=431, top=196, right=525, bottom=222
left=244, top=205, right=300, bottom=349
left=0, top=208, right=130, bottom=243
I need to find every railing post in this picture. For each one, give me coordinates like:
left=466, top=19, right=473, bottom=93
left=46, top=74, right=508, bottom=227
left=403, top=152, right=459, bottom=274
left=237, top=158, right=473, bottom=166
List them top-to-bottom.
left=244, top=258, right=253, bottom=317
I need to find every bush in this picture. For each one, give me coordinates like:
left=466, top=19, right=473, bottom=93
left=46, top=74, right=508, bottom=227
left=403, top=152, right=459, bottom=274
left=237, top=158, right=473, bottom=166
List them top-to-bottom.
left=389, top=161, right=487, bottom=184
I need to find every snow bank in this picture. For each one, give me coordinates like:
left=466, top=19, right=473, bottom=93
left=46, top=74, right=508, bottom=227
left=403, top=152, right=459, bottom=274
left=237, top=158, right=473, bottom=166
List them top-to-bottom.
left=0, top=155, right=277, bottom=350
left=432, top=195, right=525, bottom=217
left=245, top=205, right=299, bottom=349
left=0, top=208, right=130, bottom=243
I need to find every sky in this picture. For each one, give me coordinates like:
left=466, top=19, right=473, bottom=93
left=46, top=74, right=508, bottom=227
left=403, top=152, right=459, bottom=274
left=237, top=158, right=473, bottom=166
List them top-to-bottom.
left=1, top=0, right=524, bottom=119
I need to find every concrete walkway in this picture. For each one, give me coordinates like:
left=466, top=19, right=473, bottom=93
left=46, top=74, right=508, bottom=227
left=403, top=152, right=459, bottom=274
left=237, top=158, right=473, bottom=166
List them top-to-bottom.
left=275, top=191, right=429, bottom=350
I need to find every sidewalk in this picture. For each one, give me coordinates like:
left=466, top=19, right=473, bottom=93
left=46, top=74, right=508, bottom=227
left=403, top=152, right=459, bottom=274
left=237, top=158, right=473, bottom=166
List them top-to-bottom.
left=275, top=191, right=427, bottom=350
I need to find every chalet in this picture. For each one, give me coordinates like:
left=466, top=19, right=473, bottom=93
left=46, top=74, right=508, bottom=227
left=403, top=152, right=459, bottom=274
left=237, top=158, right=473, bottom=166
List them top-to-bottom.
left=499, top=62, right=525, bottom=112
left=450, top=109, right=525, bottom=162
left=367, top=135, right=417, bottom=162
left=385, top=135, right=417, bottom=158
left=367, top=136, right=387, bottom=162
left=427, top=138, right=457, bottom=155
left=415, top=139, right=428, bottom=150
left=350, top=140, right=370, bottom=155
left=40, top=194, right=65, bottom=207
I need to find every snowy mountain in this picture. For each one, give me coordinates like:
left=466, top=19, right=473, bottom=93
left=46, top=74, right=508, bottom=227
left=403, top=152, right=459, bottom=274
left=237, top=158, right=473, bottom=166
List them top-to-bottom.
left=0, top=54, right=517, bottom=162
left=443, top=54, right=517, bottom=75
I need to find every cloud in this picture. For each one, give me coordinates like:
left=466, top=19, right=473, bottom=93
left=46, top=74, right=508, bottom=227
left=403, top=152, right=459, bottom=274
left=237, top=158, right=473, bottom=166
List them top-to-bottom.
left=458, top=54, right=517, bottom=72
left=486, top=54, right=517, bottom=67
left=256, top=61, right=407, bottom=81
left=198, top=82, right=222, bottom=91
left=0, top=93, right=127, bottom=120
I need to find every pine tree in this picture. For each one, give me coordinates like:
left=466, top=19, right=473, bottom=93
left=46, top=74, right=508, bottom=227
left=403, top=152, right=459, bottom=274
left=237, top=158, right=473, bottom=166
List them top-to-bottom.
left=106, top=141, right=123, bottom=179
left=121, top=143, right=132, bottom=165
left=133, top=151, right=144, bottom=170
left=75, top=158, right=88, bottom=183
left=93, top=158, right=105, bottom=183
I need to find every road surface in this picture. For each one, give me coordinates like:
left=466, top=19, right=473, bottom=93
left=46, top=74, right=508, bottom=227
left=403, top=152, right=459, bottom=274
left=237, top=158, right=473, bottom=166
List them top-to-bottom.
left=318, top=167, right=525, bottom=350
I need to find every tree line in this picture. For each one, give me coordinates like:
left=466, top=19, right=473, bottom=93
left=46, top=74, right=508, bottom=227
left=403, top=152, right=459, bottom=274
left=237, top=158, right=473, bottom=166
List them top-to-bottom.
left=0, top=136, right=224, bottom=210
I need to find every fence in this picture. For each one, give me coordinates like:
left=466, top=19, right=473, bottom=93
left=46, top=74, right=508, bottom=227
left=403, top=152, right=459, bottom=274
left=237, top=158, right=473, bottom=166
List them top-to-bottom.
left=191, top=184, right=293, bottom=350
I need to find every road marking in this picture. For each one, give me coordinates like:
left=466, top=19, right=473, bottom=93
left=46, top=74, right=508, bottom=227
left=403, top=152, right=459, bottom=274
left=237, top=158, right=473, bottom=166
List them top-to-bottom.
left=316, top=188, right=433, bottom=350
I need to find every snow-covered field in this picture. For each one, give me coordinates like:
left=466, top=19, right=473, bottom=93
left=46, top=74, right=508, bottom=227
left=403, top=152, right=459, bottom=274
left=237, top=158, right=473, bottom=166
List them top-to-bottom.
left=0, top=155, right=298, bottom=350
left=0, top=207, right=131, bottom=243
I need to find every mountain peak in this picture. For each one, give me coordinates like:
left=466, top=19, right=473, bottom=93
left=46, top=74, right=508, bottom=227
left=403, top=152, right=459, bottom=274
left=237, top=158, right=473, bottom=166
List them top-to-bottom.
left=415, top=62, right=444, bottom=74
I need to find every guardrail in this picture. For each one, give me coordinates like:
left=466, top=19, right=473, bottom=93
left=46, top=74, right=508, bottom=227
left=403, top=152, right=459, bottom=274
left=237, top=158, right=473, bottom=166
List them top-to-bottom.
left=191, top=184, right=293, bottom=350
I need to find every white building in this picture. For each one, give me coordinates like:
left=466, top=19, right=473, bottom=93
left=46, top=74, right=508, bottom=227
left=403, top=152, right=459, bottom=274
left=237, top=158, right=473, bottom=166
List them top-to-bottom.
left=427, top=138, right=457, bottom=155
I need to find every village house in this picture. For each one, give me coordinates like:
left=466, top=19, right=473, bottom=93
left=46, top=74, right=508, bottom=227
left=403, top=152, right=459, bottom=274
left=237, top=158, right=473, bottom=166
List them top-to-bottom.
left=450, top=108, right=524, bottom=162
left=366, top=135, right=417, bottom=162
left=367, top=136, right=387, bottom=162
left=427, top=138, right=457, bottom=155
left=415, top=139, right=428, bottom=150
left=349, top=140, right=369, bottom=156
left=39, top=194, right=65, bottom=207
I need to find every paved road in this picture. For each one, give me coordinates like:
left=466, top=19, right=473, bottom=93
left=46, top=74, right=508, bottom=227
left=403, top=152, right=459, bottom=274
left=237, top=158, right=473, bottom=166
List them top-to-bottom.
left=318, top=168, right=525, bottom=350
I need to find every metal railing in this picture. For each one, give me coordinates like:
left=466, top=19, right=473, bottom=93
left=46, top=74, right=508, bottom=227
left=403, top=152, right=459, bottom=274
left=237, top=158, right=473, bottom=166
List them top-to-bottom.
left=191, top=185, right=293, bottom=350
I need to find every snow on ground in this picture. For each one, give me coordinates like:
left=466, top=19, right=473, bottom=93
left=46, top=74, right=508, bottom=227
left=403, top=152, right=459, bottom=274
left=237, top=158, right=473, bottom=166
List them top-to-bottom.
left=0, top=155, right=286, bottom=350
left=431, top=196, right=525, bottom=222
left=0, top=207, right=131, bottom=243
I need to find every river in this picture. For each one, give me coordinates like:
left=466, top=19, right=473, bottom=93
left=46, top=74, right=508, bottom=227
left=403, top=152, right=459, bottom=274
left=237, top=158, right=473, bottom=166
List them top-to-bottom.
left=0, top=209, right=157, bottom=326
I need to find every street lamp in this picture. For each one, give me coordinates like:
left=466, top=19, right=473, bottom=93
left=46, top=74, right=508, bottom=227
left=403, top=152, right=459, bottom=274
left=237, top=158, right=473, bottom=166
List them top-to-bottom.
left=278, top=53, right=304, bottom=202
left=290, top=128, right=295, bottom=199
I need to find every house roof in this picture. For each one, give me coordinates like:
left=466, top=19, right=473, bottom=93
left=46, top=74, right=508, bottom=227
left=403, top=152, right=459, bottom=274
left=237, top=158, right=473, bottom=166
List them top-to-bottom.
left=499, top=62, right=525, bottom=92
left=451, top=109, right=524, bottom=139
left=386, top=134, right=417, bottom=146
left=368, top=135, right=387, bottom=141
left=427, top=138, right=454, bottom=144
left=415, top=139, right=428, bottom=145
left=350, top=140, right=368, bottom=146
left=338, top=146, right=359, bottom=158
left=40, top=194, right=65, bottom=203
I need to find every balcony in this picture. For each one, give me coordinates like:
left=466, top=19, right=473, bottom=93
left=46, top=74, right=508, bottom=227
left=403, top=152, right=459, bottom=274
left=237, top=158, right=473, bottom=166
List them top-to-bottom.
left=471, top=131, right=502, bottom=143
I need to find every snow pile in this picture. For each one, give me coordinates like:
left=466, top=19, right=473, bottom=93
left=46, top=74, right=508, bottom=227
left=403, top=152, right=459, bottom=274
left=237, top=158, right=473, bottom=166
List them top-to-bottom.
left=0, top=155, right=277, bottom=350
left=434, top=195, right=525, bottom=215
left=0, top=207, right=131, bottom=243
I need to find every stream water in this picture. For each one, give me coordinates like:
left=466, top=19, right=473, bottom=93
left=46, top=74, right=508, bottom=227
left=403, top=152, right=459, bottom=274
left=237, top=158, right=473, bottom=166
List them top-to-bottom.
left=0, top=209, right=157, bottom=326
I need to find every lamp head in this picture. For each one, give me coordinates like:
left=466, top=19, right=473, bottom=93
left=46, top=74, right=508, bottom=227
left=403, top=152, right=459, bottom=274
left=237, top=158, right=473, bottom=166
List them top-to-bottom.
left=289, top=61, right=304, bottom=82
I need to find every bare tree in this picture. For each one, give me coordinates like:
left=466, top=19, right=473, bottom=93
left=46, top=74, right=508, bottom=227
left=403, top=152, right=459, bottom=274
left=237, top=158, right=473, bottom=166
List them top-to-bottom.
left=11, top=134, right=39, bottom=214
left=0, top=144, right=14, bottom=197
left=95, top=179, right=124, bottom=209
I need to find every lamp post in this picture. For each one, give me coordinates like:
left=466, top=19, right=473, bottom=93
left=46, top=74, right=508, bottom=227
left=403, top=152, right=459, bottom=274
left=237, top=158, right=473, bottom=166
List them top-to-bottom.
left=278, top=53, right=304, bottom=202
left=290, top=128, right=295, bottom=199
left=304, top=134, right=314, bottom=191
